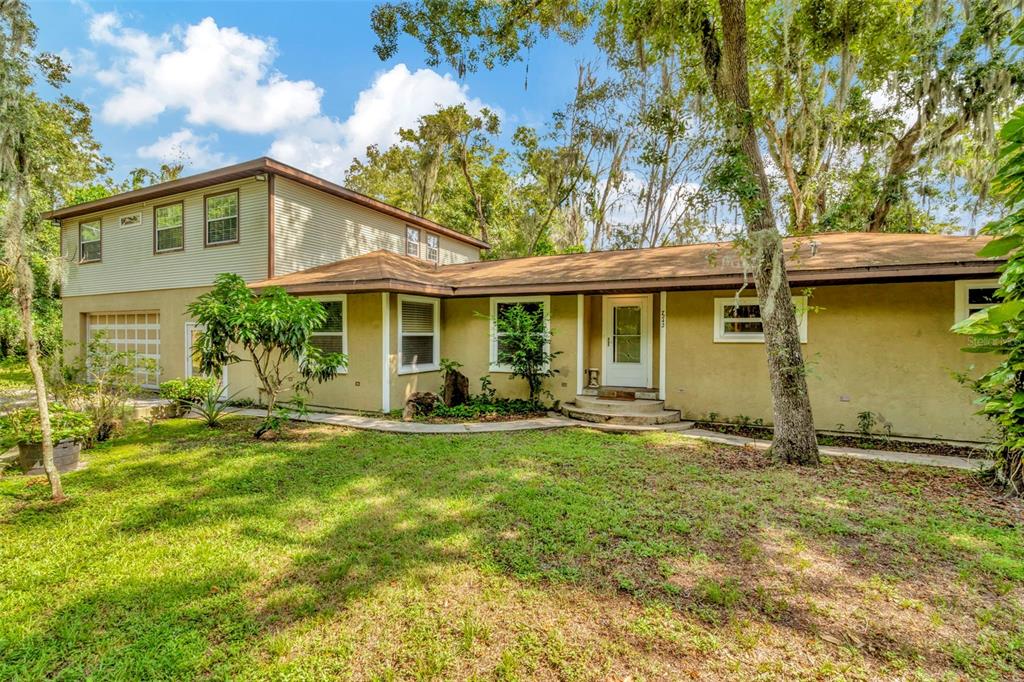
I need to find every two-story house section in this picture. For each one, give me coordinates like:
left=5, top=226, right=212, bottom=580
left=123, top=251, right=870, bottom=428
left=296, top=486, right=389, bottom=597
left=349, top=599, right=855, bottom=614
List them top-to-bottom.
left=46, top=157, right=488, bottom=394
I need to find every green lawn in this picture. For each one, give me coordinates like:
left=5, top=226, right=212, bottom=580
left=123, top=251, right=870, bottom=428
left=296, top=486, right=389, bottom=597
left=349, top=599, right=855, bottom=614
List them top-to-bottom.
left=0, top=359, right=31, bottom=393
left=1, top=419, right=1022, bottom=680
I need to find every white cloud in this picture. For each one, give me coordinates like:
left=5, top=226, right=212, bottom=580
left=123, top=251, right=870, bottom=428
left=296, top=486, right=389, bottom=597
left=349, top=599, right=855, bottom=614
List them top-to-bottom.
left=81, top=11, right=496, bottom=182
left=88, top=12, right=321, bottom=133
left=269, top=64, right=490, bottom=182
left=137, top=128, right=234, bottom=170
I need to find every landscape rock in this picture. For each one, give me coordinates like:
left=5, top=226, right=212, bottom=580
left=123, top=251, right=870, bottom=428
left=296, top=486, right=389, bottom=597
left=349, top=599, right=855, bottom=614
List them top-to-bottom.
left=442, top=370, right=470, bottom=407
left=403, top=392, right=440, bottom=421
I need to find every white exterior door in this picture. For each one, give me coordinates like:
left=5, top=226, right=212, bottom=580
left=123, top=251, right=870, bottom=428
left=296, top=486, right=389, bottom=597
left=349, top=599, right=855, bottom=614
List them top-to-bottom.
left=602, top=295, right=652, bottom=388
left=85, top=312, right=161, bottom=388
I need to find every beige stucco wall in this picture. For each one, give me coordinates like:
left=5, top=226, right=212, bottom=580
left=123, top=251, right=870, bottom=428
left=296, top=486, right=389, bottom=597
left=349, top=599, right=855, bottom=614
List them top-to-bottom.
left=273, top=177, right=480, bottom=276
left=61, top=178, right=269, bottom=297
left=663, top=282, right=993, bottom=441
left=62, top=286, right=212, bottom=384
left=63, top=288, right=384, bottom=413
left=582, top=294, right=661, bottom=390
left=438, top=295, right=580, bottom=405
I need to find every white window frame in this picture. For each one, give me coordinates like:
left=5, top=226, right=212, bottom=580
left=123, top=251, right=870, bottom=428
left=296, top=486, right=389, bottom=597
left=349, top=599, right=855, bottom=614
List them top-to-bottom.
left=205, top=190, right=239, bottom=246
left=153, top=201, right=184, bottom=254
left=119, top=212, right=142, bottom=228
left=79, top=219, right=102, bottom=263
left=406, top=226, right=421, bottom=258
left=425, top=232, right=440, bottom=262
left=954, top=279, right=1000, bottom=323
left=310, top=294, right=348, bottom=374
left=397, top=294, right=440, bottom=374
left=489, top=295, right=551, bottom=373
left=713, top=295, right=808, bottom=343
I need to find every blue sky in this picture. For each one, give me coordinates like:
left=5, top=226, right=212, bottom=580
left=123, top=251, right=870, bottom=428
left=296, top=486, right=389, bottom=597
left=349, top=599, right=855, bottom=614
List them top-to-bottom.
left=31, top=1, right=600, bottom=184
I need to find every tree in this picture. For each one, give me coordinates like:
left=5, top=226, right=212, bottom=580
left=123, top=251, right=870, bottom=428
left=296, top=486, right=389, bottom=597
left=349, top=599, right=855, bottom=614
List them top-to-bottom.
left=372, top=0, right=821, bottom=463
left=747, top=0, right=1022, bottom=233
left=1, top=1, right=107, bottom=499
left=952, top=24, right=1024, bottom=495
left=186, top=273, right=346, bottom=438
left=493, top=303, right=560, bottom=403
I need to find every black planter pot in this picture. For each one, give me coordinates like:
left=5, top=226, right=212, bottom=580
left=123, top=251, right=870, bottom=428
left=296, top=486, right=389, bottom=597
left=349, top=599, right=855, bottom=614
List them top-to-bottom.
left=16, top=440, right=82, bottom=474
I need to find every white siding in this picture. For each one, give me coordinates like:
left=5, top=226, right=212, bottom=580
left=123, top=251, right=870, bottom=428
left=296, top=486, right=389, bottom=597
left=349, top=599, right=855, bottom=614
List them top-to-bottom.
left=273, top=176, right=480, bottom=276
left=61, top=178, right=269, bottom=296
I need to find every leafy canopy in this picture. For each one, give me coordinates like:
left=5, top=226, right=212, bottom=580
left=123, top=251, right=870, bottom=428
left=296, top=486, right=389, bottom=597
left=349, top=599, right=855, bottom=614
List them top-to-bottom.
left=952, top=22, right=1024, bottom=495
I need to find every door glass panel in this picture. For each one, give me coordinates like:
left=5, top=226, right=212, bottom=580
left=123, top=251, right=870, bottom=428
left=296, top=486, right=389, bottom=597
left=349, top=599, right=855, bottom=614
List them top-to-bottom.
left=613, top=305, right=642, bottom=364
left=189, top=327, right=204, bottom=377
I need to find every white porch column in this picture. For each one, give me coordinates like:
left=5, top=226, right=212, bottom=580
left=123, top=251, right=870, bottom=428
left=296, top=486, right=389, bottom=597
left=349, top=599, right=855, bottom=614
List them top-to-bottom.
left=659, top=291, right=667, bottom=400
left=381, top=292, right=390, bottom=413
left=576, top=294, right=584, bottom=395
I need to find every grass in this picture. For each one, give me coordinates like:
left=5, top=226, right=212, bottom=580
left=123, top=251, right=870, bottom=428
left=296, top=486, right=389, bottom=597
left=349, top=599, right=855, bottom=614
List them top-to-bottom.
left=0, top=358, right=31, bottom=393
left=1, top=418, right=1022, bottom=680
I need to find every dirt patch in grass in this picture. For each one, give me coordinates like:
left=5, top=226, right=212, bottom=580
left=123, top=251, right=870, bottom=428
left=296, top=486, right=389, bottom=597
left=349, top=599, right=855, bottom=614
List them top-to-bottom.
left=694, top=420, right=991, bottom=459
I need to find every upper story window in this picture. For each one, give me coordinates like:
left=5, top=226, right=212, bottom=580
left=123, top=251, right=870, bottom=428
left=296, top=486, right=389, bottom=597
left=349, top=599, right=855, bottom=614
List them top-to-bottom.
left=205, top=190, right=239, bottom=246
left=153, top=202, right=184, bottom=253
left=79, top=219, right=101, bottom=263
left=406, top=226, right=421, bottom=257
left=425, top=233, right=439, bottom=262
left=955, top=280, right=999, bottom=323
left=310, top=295, right=347, bottom=373
left=398, top=295, right=439, bottom=373
left=713, top=295, right=808, bottom=343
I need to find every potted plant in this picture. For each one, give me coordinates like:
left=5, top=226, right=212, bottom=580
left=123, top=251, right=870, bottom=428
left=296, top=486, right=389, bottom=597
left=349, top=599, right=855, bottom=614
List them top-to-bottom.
left=0, top=405, right=94, bottom=473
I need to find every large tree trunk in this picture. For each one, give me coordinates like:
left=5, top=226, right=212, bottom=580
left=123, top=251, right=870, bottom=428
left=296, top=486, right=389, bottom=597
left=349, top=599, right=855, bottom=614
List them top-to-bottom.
left=714, top=0, right=819, bottom=463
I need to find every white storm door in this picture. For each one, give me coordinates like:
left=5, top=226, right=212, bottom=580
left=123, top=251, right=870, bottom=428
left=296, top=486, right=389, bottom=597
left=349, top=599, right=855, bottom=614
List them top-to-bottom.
left=602, top=295, right=652, bottom=388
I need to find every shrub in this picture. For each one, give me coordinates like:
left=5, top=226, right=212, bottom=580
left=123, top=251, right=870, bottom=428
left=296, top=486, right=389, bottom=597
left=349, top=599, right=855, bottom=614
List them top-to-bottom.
left=492, top=303, right=560, bottom=403
left=48, top=331, right=156, bottom=443
left=159, top=377, right=218, bottom=411
left=189, top=382, right=240, bottom=428
left=428, top=397, right=543, bottom=420
left=0, top=405, right=93, bottom=448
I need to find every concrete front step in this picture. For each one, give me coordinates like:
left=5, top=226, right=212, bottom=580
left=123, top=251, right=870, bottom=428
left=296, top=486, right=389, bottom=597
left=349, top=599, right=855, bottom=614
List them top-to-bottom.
left=581, top=387, right=660, bottom=401
left=574, top=395, right=668, bottom=415
left=561, top=404, right=682, bottom=426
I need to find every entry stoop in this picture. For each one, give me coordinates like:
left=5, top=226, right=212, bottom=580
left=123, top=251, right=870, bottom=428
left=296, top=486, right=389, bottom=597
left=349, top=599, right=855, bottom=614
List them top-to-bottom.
left=561, top=394, right=682, bottom=426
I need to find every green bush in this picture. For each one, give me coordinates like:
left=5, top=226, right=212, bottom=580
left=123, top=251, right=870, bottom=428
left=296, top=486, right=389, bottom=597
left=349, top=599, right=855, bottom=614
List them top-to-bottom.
left=159, top=377, right=219, bottom=409
left=429, top=397, right=543, bottom=420
left=0, top=404, right=93, bottom=448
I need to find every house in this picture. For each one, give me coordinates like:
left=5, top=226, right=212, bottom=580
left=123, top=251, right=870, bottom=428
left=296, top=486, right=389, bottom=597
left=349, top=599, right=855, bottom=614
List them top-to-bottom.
left=46, top=157, right=1002, bottom=442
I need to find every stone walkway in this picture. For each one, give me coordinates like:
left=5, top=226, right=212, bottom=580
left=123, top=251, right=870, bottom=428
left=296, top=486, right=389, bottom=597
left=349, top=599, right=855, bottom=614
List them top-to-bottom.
left=231, top=407, right=992, bottom=472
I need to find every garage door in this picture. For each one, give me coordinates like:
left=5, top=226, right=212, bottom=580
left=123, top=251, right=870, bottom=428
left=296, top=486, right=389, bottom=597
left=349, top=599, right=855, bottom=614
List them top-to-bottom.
left=85, top=311, right=161, bottom=388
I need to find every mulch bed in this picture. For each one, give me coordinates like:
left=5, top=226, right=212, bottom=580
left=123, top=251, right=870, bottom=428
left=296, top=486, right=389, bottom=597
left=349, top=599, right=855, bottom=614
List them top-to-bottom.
left=693, top=421, right=991, bottom=459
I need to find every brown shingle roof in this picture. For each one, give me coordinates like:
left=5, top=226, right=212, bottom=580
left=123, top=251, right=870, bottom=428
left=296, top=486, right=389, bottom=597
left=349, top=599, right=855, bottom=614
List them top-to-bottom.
left=253, top=232, right=1001, bottom=296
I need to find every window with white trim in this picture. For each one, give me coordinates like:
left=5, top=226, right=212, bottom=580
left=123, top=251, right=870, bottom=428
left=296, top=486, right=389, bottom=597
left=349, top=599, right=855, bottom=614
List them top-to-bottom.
left=205, top=191, right=239, bottom=245
left=154, top=202, right=184, bottom=253
left=79, top=219, right=101, bottom=263
left=406, top=226, right=421, bottom=257
left=425, top=233, right=439, bottom=262
left=954, top=280, right=999, bottom=323
left=310, top=295, right=347, bottom=373
left=398, top=295, right=439, bottom=372
left=713, top=295, right=808, bottom=343
left=489, top=296, right=550, bottom=372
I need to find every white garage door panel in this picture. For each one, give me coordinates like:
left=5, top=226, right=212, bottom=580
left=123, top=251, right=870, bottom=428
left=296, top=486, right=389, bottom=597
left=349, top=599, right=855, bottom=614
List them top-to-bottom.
left=85, top=311, right=161, bottom=388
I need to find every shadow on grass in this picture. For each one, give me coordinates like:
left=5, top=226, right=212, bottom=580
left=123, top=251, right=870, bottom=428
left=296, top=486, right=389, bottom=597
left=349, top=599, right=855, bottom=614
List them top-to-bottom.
left=2, top=416, right=1022, bottom=678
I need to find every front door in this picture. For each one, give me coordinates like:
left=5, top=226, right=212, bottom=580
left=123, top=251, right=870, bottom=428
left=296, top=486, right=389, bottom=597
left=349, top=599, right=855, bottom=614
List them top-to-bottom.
left=602, top=295, right=651, bottom=387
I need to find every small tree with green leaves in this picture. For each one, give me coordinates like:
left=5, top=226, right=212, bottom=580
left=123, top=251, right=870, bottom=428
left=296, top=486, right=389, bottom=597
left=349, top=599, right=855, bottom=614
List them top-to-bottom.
left=953, top=53, right=1024, bottom=495
left=186, top=273, right=346, bottom=437
left=493, top=303, right=560, bottom=404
